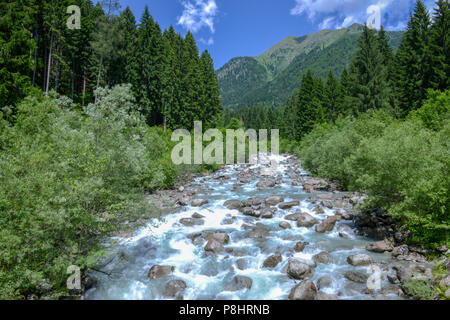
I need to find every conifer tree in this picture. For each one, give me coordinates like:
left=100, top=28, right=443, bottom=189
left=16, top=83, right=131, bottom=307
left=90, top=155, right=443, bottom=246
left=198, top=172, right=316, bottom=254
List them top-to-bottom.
left=395, top=0, right=433, bottom=113
left=429, top=0, right=449, bottom=91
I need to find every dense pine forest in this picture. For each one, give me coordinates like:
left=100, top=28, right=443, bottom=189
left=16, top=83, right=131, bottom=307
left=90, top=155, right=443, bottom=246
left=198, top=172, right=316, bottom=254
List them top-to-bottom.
left=0, top=0, right=221, bottom=130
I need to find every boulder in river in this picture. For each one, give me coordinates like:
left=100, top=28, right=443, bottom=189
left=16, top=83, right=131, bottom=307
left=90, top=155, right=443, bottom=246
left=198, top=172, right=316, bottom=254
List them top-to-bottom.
left=257, top=180, right=276, bottom=188
left=265, top=196, right=284, bottom=206
left=191, top=199, right=209, bottom=207
left=224, top=200, right=242, bottom=210
left=279, top=201, right=300, bottom=210
left=313, top=205, right=325, bottom=214
left=260, top=207, right=276, bottom=219
left=192, top=212, right=204, bottom=219
left=285, top=213, right=302, bottom=221
left=297, top=213, right=319, bottom=227
left=315, top=216, right=339, bottom=233
left=179, top=218, right=204, bottom=227
left=279, top=221, right=291, bottom=229
left=206, top=232, right=230, bottom=244
left=204, top=239, right=225, bottom=254
left=366, top=239, right=394, bottom=253
left=294, top=242, right=306, bottom=252
left=392, top=245, right=409, bottom=257
left=313, top=251, right=331, bottom=264
left=263, top=253, right=282, bottom=268
left=347, top=254, right=374, bottom=266
left=287, top=259, right=313, bottom=280
left=148, top=265, right=174, bottom=279
left=344, top=271, right=368, bottom=283
left=228, top=275, right=253, bottom=291
left=317, top=277, right=332, bottom=290
left=164, top=280, right=186, bottom=297
left=288, top=280, right=317, bottom=300
left=316, top=292, right=339, bottom=300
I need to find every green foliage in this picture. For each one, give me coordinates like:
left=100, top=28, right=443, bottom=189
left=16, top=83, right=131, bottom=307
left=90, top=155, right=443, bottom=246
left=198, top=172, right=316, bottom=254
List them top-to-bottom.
left=0, top=85, right=175, bottom=299
left=300, top=91, right=450, bottom=247
left=402, top=279, right=438, bottom=300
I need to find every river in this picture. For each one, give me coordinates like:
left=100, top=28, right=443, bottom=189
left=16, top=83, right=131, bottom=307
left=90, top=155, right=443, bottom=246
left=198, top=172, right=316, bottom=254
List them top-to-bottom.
left=85, top=154, right=404, bottom=300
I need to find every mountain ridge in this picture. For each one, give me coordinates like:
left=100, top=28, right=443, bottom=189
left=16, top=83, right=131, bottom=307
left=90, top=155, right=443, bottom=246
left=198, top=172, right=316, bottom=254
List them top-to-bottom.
left=217, top=24, right=403, bottom=109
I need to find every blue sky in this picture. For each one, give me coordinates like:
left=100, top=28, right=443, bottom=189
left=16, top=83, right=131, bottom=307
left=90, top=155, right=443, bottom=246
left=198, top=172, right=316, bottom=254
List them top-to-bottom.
left=98, top=0, right=437, bottom=69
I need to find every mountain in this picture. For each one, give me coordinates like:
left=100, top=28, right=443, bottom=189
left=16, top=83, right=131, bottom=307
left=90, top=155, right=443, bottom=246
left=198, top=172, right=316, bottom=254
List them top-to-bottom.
left=217, top=24, right=403, bottom=109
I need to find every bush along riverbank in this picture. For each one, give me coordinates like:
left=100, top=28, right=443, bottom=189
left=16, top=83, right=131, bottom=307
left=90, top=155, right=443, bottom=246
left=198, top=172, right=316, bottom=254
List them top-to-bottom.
left=294, top=90, right=450, bottom=300
left=295, top=165, right=450, bottom=300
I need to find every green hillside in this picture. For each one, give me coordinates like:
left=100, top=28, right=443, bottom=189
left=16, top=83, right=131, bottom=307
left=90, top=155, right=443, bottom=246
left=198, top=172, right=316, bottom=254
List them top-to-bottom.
left=217, top=24, right=403, bottom=109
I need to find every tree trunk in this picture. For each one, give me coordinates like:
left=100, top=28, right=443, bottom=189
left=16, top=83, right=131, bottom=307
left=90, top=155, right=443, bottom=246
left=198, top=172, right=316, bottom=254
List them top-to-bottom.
left=45, top=30, right=54, bottom=95
left=32, top=32, right=38, bottom=86
left=95, top=55, right=103, bottom=103
left=82, top=66, right=87, bottom=106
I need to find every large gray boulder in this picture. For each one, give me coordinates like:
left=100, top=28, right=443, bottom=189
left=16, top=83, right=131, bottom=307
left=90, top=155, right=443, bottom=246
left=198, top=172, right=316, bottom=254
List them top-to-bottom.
left=257, top=180, right=276, bottom=188
left=265, top=196, right=284, bottom=206
left=191, top=199, right=209, bottom=207
left=224, top=200, right=243, bottom=210
left=279, top=201, right=300, bottom=210
left=297, top=212, right=319, bottom=227
left=315, top=216, right=339, bottom=233
left=204, top=239, right=225, bottom=254
left=366, top=239, right=394, bottom=253
left=313, top=252, right=331, bottom=264
left=263, top=253, right=282, bottom=268
left=347, top=254, right=374, bottom=266
left=287, top=259, right=313, bottom=280
left=148, top=265, right=174, bottom=279
left=228, top=275, right=253, bottom=291
left=164, top=280, right=187, bottom=297
left=288, top=280, right=317, bottom=300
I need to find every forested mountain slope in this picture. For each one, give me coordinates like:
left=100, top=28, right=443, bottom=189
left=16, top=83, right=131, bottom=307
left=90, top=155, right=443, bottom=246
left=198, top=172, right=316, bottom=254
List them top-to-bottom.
left=218, top=24, right=403, bottom=109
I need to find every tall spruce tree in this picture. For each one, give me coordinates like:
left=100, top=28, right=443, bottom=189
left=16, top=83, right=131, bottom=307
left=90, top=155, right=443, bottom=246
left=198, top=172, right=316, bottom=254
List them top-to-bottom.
left=395, top=0, right=433, bottom=113
left=429, top=0, right=449, bottom=91
left=351, top=25, right=390, bottom=113
left=199, top=50, right=222, bottom=129
left=295, top=70, right=321, bottom=139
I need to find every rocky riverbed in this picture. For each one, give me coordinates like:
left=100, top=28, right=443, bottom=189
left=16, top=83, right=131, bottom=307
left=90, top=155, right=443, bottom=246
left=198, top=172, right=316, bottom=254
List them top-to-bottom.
left=85, top=154, right=449, bottom=300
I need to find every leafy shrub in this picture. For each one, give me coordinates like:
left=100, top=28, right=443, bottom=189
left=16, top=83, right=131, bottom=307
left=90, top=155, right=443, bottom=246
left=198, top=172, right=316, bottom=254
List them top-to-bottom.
left=0, top=85, right=176, bottom=299
left=299, top=91, right=449, bottom=247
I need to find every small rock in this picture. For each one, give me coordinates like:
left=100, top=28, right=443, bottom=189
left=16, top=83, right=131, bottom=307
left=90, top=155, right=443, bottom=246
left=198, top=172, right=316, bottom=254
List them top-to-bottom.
left=257, top=180, right=276, bottom=188
left=265, top=196, right=284, bottom=206
left=191, top=199, right=209, bottom=207
left=223, top=200, right=242, bottom=209
left=279, top=201, right=300, bottom=210
left=313, top=205, right=325, bottom=214
left=192, top=212, right=204, bottom=219
left=285, top=213, right=302, bottom=221
left=297, top=213, right=319, bottom=227
left=315, top=216, right=339, bottom=233
left=179, top=218, right=204, bottom=226
left=279, top=221, right=291, bottom=229
left=204, top=239, right=224, bottom=254
left=366, top=239, right=394, bottom=253
left=294, top=242, right=306, bottom=252
left=392, top=245, right=409, bottom=257
left=313, top=252, right=331, bottom=264
left=263, top=253, right=282, bottom=268
left=347, top=254, right=374, bottom=266
left=236, top=258, right=247, bottom=270
left=287, top=259, right=313, bottom=280
left=148, top=265, right=175, bottom=279
left=344, top=271, right=368, bottom=283
left=229, top=276, right=253, bottom=291
left=439, top=276, right=450, bottom=288
left=317, top=277, right=332, bottom=290
left=164, top=280, right=186, bottom=297
left=288, top=280, right=317, bottom=300
left=316, top=292, right=339, bottom=300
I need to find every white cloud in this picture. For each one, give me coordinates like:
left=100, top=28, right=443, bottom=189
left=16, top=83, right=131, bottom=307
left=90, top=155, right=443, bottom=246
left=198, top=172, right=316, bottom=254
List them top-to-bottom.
left=178, top=0, right=218, bottom=33
left=290, top=0, right=436, bottom=31
left=199, top=37, right=214, bottom=45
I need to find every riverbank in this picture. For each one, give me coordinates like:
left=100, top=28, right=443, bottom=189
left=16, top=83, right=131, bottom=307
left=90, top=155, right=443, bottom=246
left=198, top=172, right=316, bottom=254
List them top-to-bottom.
left=82, top=154, right=449, bottom=300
